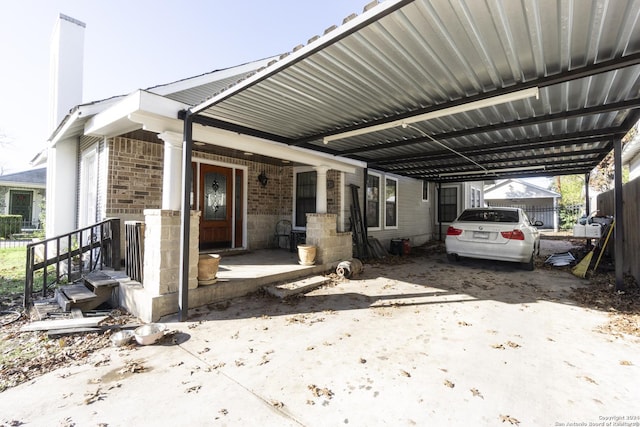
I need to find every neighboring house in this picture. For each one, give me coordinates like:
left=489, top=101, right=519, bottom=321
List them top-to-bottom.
left=622, top=129, right=640, bottom=181
left=0, top=168, right=46, bottom=229
left=484, top=179, right=561, bottom=231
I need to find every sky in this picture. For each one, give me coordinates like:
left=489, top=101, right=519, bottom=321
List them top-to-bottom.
left=0, top=0, right=368, bottom=174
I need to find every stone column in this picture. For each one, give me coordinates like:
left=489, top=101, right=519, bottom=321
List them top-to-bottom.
left=158, top=131, right=183, bottom=211
left=314, top=165, right=330, bottom=214
left=142, top=209, right=200, bottom=296
left=306, top=213, right=352, bottom=264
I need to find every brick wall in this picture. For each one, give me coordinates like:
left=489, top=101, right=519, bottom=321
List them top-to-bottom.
left=103, top=132, right=345, bottom=250
left=106, top=136, right=163, bottom=216
left=327, top=169, right=341, bottom=216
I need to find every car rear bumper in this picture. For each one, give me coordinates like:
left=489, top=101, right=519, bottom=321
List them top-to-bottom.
left=445, top=239, right=533, bottom=263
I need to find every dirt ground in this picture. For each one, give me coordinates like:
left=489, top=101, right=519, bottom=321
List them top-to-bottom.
left=1, top=238, right=639, bottom=426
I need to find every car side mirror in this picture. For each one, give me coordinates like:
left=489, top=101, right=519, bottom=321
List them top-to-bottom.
left=533, top=220, right=544, bottom=227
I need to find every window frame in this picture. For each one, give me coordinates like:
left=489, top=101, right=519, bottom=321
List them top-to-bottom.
left=293, top=167, right=317, bottom=229
left=366, top=172, right=382, bottom=230
left=384, top=176, right=398, bottom=229
left=422, top=180, right=429, bottom=202
left=438, top=186, right=459, bottom=223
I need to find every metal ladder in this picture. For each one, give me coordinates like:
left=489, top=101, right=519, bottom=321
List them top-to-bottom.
left=349, top=184, right=369, bottom=259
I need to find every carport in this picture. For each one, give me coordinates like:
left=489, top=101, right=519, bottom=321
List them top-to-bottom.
left=177, top=0, right=640, bottom=318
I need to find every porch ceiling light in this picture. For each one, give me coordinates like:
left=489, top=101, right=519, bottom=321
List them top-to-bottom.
left=322, top=87, right=539, bottom=144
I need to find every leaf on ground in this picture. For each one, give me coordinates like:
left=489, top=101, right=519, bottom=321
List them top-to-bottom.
left=506, top=341, right=521, bottom=349
left=492, top=344, right=505, bottom=350
left=119, top=360, right=145, bottom=374
left=620, top=360, right=633, bottom=366
left=400, top=369, right=411, bottom=377
left=443, top=380, right=455, bottom=388
left=308, top=384, right=334, bottom=399
left=185, top=385, right=201, bottom=394
left=84, top=388, right=107, bottom=405
left=470, top=388, right=484, bottom=399
left=270, top=400, right=284, bottom=408
left=499, top=414, right=520, bottom=425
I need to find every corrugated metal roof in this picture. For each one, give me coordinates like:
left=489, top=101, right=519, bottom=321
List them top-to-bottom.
left=190, top=0, right=640, bottom=182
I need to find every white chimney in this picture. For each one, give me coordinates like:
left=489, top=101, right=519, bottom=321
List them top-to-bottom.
left=48, top=13, right=85, bottom=132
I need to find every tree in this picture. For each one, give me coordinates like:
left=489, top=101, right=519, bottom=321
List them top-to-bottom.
left=590, top=122, right=635, bottom=191
left=0, top=130, right=11, bottom=176
left=551, top=175, right=587, bottom=229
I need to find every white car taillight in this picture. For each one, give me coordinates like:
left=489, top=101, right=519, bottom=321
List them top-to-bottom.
left=447, top=226, right=463, bottom=236
left=501, top=230, right=525, bottom=240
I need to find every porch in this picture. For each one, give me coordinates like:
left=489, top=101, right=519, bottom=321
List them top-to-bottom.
left=117, top=247, right=338, bottom=322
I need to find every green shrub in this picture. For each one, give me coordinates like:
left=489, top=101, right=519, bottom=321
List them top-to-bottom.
left=0, top=215, right=22, bottom=238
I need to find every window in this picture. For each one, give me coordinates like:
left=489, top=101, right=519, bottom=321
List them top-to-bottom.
left=79, top=149, right=97, bottom=227
left=295, top=171, right=316, bottom=228
left=366, top=174, right=380, bottom=228
left=385, top=177, right=397, bottom=228
left=422, top=181, right=429, bottom=201
left=439, top=187, right=458, bottom=222
left=471, top=187, right=481, bottom=208
left=9, top=190, right=32, bottom=226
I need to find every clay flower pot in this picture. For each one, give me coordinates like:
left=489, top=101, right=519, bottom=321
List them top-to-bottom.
left=297, top=244, right=317, bottom=266
left=198, top=254, right=221, bottom=285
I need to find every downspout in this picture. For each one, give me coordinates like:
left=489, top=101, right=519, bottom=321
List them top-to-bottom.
left=178, top=112, right=194, bottom=321
left=613, top=138, right=625, bottom=291
left=363, top=167, right=369, bottom=258
left=585, top=173, right=591, bottom=248
left=438, top=182, right=442, bottom=241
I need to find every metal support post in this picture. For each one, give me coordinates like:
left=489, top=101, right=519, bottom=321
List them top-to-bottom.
left=178, top=112, right=193, bottom=321
left=613, top=138, right=624, bottom=291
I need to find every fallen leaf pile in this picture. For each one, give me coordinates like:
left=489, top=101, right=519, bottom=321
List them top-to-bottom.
left=570, top=272, right=640, bottom=337
left=0, top=307, right=136, bottom=392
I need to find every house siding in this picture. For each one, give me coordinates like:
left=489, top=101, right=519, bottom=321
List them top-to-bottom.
left=345, top=168, right=434, bottom=250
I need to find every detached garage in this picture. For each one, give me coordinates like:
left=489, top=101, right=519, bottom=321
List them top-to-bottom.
left=485, top=179, right=561, bottom=231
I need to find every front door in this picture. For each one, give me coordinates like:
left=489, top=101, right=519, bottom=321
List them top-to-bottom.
left=199, top=164, right=233, bottom=250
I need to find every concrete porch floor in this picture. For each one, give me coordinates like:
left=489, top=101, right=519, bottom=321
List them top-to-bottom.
left=117, top=248, right=338, bottom=322
left=213, top=248, right=320, bottom=282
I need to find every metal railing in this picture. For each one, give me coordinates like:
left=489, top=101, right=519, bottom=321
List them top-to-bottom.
left=0, top=218, right=43, bottom=248
left=24, top=219, right=121, bottom=307
left=125, top=221, right=144, bottom=283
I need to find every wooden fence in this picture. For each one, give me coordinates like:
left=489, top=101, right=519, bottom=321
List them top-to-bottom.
left=597, top=177, right=640, bottom=284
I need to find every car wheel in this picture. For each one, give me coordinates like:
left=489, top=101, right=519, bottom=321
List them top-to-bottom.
left=521, top=252, right=535, bottom=271
left=447, top=253, right=458, bottom=262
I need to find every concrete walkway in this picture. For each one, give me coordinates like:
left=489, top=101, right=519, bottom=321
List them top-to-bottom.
left=1, top=241, right=638, bottom=426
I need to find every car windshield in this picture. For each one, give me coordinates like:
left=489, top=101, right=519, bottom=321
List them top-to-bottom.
left=457, top=209, right=519, bottom=223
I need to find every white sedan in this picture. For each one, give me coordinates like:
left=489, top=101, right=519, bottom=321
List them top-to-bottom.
left=445, top=207, right=542, bottom=270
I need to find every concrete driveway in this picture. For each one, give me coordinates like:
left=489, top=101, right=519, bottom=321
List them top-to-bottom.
left=1, top=240, right=638, bottom=426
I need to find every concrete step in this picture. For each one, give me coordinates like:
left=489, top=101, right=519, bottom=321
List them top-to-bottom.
left=84, top=270, right=119, bottom=289
left=264, top=275, right=331, bottom=299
